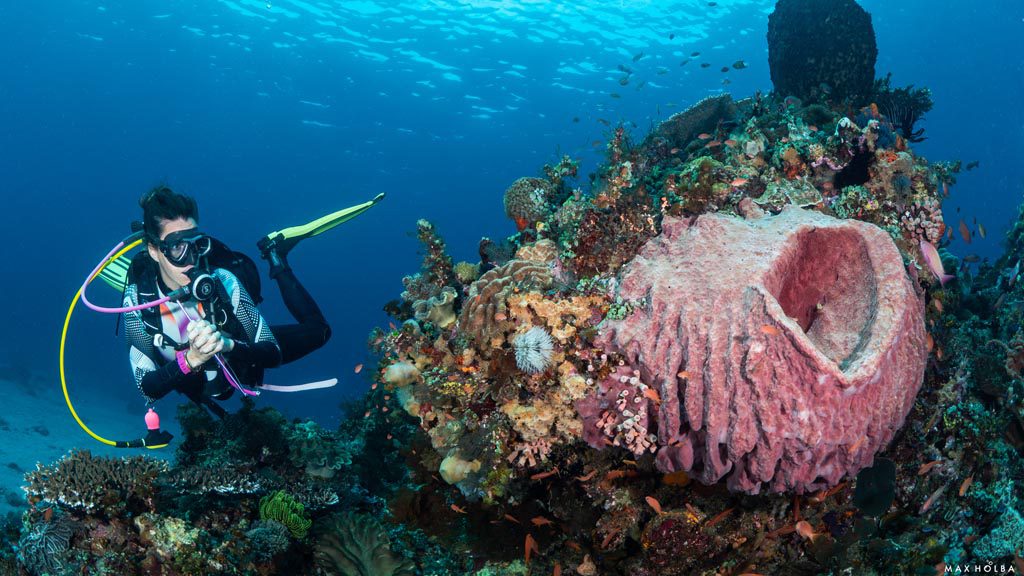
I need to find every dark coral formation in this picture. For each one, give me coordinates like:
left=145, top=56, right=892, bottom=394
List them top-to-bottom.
left=768, top=0, right=878, bottom=104
left=872, top=73, right=935, bottom=143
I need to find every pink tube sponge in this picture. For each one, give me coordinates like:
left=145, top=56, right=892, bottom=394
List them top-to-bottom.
left=590, top=207, right=927, bottom=494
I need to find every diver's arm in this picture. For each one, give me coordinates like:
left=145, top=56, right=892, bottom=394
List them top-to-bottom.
left=216, top=269, right=283, bottom=369
left=123, top=284, right=204, bottom=401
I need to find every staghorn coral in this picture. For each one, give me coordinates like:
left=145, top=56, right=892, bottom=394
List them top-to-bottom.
left=504, top=177, right=553, bottom=232
left=459, top=259, right=553, bottom=346
left=513, top=326, right=555, bottom=374
left=22, top=449, right=166, bottom=514
left=169, top=464, right=263, bottom=495
left=260, top=490, right=313, bottom=539
left=314, top=513, right=415, bottom=576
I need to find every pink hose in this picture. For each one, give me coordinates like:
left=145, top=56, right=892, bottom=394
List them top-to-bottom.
left=81, top=240, right=170, bottom=314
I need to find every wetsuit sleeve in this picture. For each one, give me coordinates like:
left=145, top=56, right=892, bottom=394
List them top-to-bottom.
left=216, top=270, right=283, bottom=369
left=123, top=284, right=203, bottom=402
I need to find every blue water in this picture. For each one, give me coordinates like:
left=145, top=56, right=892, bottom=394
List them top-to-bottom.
left=0, top=0, right=1020, bottom=440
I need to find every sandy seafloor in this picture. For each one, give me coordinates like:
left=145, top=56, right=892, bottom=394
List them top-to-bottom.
left=0, top=377, right=180, bottom=518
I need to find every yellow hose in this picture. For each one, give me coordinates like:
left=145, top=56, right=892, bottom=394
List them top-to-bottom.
left=60, top=238, right=168, bottom=449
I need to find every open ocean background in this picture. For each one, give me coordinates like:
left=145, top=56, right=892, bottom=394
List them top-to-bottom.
left=0, top=0, right=1020, bottom=451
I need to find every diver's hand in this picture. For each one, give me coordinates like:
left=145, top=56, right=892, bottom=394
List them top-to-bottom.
left=185, top=320, right=233, bottom=367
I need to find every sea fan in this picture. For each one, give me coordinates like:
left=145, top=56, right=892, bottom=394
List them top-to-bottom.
left=514, top=326, right=555, bottom=374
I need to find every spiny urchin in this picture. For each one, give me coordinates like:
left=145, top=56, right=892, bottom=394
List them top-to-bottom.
left=513, top=326, right=555, bottom=374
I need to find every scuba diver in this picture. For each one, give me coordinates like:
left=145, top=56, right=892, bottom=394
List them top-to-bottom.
left=119, top=185, right=380, bottom=417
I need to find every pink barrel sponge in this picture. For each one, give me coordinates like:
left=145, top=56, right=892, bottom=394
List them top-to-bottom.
left=590, top=206, right=927, bottom=494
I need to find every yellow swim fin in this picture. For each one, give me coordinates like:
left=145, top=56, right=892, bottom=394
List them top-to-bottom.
left=258, top=192, right=386, bottom=260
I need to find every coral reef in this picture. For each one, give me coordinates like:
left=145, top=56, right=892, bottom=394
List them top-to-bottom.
left=768, top=0, right=877, bottom=104
left=872, top=73, right=934, bottom=143
left=23, top=450, right=166, bottom=514
left=260, top=490, right=313, bottom=539
left=314, top=513, right=415, bottom=576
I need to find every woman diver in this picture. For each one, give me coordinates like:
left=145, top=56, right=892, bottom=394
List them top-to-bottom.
left=122, top=185, right=342, bottom=415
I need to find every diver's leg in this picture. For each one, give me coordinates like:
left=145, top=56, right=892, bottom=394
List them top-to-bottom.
left=262, top=248, right=332, bottom=364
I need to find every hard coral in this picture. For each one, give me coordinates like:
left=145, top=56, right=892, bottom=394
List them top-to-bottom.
left=504, top=177, right=553, bottom=232
left=594, top=208, right=927, bottom=494
left=459, top=260, right=553, bottom=346
left=23, top=450, right=167, bottom=514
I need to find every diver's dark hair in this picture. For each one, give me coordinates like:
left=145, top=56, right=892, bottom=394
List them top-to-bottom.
left=139, top=185, right=199, bottom=242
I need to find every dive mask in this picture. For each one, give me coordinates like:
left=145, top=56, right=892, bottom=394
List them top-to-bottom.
left=156, top=228, right=212, bottom=267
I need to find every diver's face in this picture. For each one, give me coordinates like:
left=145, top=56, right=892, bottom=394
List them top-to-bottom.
left=147, top=217, right=197, bottom=290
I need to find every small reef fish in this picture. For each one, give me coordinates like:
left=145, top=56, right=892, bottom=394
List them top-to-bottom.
left=669, top=33, right=675, bottom=40
left=691, top=51, right=701, bottom=57
left=632, top=52, right=645, bottom=62
left=680, top=58, right=691, bottom=66
left=732, top=60, right=748, bottom=69
left=700, top=62, right=711, bottom=68
left=617, top=64, right=632, bottom=74
left=720, top=67, right=730, bottom=73
left=618, top=76, right=630, bottom=86
left=610, top=92, right=621, bottom=99
left=597, top=118, right=610, bottom=126
left=697, top=133, right=712, bottom=139
left=724, top=139, right=738, bottom=147
left=705, top=140, right=722, bottom=148
left=730, top=178, right=748, bottom=187
left=959, top=219, right=972, bottom=244
left=978, top=223, right=987, bottom=238
left=920, top=240, right=955, bottom=286
left=962, top=254, right=981, bottom=263
left=761, top=325, right=780, bottom=336
left=354, top=363, right=363, bottom=373
left=677, top=370, right=690, bottom=379
left=642, top=387, right=661, bottom=404
left=917, top=460, right=942, bottom=476
left=959, top=474, right=974, bottom=496
left=645, top=496, right=663, bottom=514
left=451, top=504, right=467, bottom=514
left=504, top=514, right=520, bottom=524
left=530, top=516, right=554, bottom=527
left=795, top=520, right=816, bottom=540
left=524, top=534, right=540, bottom=564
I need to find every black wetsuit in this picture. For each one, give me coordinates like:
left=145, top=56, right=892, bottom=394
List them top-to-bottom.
left=124, top=266, right=331, bottom=403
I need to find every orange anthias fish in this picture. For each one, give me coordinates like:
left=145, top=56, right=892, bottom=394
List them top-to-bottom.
left=697, top=133, right=712, bottom=140
left=724, top=139, right=738, bottom=147
left=705, top=140, right=722, bottom=148
left=730, top=178, right=748, bottom=187
left=959, top=219, right=972, bottom=244
left=920, top=240, right=955, bottom=286
left=761, top=325, right=780, bottom=336
left=354, top=363, right=363, bottom=374
left=642, top=387, right=661, bottom=404
left=645, top=496, right=663, bottom=514
left=451, top=504, right=467, bottom=514
left=531, top=515, right=554, bottom=527
left=795, top=520, right=816, bottom=540
left=524, top=533, right=540, bottom=564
